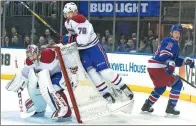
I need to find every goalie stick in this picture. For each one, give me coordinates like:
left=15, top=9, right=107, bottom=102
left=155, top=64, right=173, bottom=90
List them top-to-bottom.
left=14, top=57, right=36, bottom=118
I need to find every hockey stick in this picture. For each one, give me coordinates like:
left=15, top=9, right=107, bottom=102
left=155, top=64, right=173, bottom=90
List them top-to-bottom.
left=20, top=1, right=63, bottom=44
left=14, top=57, right=36, bottom=118
left=173, top=73, right=196, bottom=89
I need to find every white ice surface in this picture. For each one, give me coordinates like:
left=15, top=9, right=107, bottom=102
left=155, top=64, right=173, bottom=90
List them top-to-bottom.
left=1, top=80, right=196, bottom=125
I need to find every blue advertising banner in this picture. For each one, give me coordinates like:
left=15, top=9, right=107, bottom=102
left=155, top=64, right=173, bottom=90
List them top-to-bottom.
left=79, top=1, right=160, bottom=17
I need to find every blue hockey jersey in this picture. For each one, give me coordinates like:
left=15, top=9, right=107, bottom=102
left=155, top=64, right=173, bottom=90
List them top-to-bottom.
left=152, top=37, right=184, bottom=67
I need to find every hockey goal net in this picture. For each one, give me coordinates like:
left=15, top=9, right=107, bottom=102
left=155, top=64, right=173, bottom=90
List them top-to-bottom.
left=54, top=43, right=133, bottom=123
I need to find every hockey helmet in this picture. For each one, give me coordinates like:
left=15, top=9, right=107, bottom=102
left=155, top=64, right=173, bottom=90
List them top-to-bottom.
left=63, top=2, right=77, bottom=17
left=170, top=24, right=182, bottom=33
left=26, top=44, right=39, bottom=57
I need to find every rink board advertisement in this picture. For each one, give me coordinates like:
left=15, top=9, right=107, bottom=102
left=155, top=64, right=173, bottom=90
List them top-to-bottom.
left=1, top=48, right=196, bottom=103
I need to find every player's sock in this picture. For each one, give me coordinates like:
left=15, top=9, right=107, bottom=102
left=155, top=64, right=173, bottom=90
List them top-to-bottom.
left=99, top=69, right=134, bottom=99
left=166, top=79, right=182, bottom=115
left=141, top=86, right=166, bottom=112
left=148, top=86, right=166, bottom=105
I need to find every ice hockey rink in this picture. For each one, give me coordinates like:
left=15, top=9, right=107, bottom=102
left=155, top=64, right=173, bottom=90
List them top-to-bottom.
left=1, top=80, right=196, bottom=125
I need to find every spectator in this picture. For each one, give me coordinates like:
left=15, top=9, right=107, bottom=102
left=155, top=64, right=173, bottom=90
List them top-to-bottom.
left=10, top=26, right=22, bottom=44
left=10, top=27, right=18, bottom=38
left=30, top=29, right=38, bottom=45
left=44, top=29, right=51, bottom=43
left=105, top=29, right=111, bottom=39
left=147, top=29, right=156, bottom=53
left=183, top=30, right=193, bottom=56
left=97, top=33, right=101, bottom=40
left=10, top=35, right=22, bottom=47
left=24, top=35, right=31, bottom=48
left=37, top=36, right=46, bottom=48
left=101, top=36, right=110, bottom=52
left=4, top=37, right=9, bottom=47
left=107, top=37, right=113, bottom=52
left=116, top=37, right=129, bottom=52
left=41, top=38, right=56, bottom=48
left=48, top=38, right=56, bottom=46
left=127, top=39, right=136, bottom=53
left=138, top=40, right=151, bottom=53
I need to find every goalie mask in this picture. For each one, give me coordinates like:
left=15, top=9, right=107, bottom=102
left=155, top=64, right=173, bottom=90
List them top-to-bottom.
left=26, top=44, right=40, bottom=62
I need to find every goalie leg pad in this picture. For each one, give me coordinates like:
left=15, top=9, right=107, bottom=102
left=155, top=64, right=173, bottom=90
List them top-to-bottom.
left=27, top=69, right=47, bottom=113
left=37, top=70, right=58, bottom=111
left=38, top=70, right=71, bottom=118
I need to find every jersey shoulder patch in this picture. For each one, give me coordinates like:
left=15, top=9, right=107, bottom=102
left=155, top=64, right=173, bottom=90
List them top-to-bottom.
left=72, top=14, right=86, bottom=23
left=166, top=42, right=173, bottom=51
left=40, top=49, right=55, bottom=63
left=25, top=58, right=33, bottom=66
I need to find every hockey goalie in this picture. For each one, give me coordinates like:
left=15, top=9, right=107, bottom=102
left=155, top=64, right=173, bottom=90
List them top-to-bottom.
left=6, top=42, right=134, bottom=122
left=6, top=44, right=74, bottom=122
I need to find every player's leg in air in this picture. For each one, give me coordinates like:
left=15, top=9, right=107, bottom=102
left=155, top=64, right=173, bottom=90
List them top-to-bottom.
left=80, top=43, right=134, bottom=103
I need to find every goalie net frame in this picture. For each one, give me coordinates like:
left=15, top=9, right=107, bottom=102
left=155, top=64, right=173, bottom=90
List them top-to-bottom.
left=55, top=46, right=83, bottom=123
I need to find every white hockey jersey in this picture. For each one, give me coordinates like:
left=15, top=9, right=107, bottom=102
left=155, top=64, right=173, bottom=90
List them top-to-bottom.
left=64, top=14, right=99, bottom=50
left=21, top=49, right=61, bottom=78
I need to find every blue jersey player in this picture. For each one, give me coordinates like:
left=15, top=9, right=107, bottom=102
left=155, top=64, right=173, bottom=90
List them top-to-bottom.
left=63, top=2, right=134, bottom=103
left=141, top=24, right=195, bottom=115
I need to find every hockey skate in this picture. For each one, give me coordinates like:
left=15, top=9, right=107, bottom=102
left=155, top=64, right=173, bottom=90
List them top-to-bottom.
left=120, top=85, right=134, bottom=100
left=103, top=92, right=115, bottom=103
left=141, top=99, right=154, bottom=113
left=165, top=100, right=180, bottom=115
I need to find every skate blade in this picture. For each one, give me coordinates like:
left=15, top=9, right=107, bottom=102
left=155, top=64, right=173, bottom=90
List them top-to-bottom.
left=140, top=111, right=153, bottom=115
left=165, top=113, right=179, bottom=118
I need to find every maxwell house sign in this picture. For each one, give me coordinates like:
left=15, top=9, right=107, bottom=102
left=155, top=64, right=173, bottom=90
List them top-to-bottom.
left=79, top=1, right=160, bottom=17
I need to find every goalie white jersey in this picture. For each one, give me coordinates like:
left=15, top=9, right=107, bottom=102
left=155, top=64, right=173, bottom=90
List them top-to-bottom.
left=64, top=14, right=99, bottom=50
left=21, top=49, right=61, bottom=78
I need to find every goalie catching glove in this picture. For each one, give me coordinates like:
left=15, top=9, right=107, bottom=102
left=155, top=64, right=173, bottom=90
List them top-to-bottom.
left=6, top=72, right=28, bottom=92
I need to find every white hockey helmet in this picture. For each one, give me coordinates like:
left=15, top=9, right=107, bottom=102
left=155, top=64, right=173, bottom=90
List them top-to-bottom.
left=63, top=2, right=78, bottom=17
left=26, top=44, right=39, bottom=57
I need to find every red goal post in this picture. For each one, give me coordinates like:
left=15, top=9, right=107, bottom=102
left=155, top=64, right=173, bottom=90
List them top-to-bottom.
left=55, top=46, right=83, bottom=123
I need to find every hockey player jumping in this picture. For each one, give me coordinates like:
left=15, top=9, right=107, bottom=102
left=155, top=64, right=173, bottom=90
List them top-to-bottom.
left=63, top=2, right=134, bottom=103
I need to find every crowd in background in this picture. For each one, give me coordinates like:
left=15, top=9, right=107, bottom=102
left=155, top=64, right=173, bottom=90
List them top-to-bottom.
left=1, top=1, right=195, bottom=56
left=1, top=25, right=195, bottom=56
left=2, top=27, right=57, bottom=49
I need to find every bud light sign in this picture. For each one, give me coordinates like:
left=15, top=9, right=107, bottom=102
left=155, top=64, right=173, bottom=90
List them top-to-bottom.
left=79, top=1, right=160, bottom=17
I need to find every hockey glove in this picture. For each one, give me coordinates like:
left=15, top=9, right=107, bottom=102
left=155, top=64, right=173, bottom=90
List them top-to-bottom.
left=68, top=35, right=77, bottom=43
left=184, top=57, right=195, bottom=68
left=165, top=61, right=175, bottom=75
